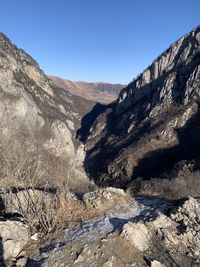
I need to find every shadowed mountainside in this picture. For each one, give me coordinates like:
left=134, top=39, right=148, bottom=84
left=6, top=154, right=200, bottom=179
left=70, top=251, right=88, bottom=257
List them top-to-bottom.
left=81, top=25, right=200, bottom=198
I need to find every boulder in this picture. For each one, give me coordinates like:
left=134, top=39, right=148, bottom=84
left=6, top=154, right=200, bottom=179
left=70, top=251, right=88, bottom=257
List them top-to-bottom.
left=82, top=187, right=126, bottom=208
left=105, top=187, right=126, bottom=196
left=0, top=189, right=54, bottom=214
left=148, top=198, right=200, bottom=260
left=148, top=212, right=179, bottom=245
left=151, top=213, right=173, bottom=229
left=0, top=217, right=29, bottom=262
left=121, top=222, right=151, bottom=251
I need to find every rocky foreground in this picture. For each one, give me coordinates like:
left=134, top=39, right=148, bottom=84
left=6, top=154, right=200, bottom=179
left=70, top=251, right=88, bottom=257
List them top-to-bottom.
left=1, top=188, right=200, bottom=267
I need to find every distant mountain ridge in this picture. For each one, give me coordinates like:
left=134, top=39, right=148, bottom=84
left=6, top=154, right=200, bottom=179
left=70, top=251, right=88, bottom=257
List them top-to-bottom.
left=50, top=76, right=125, bottom=103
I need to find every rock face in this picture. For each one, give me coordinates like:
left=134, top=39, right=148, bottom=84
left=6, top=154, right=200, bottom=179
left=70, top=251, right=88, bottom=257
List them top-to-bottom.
left=83, top=26, right=200, bottom=197
left=0, top=33, right=96, bottom=190
left=50, top=76, right=125, bottom=103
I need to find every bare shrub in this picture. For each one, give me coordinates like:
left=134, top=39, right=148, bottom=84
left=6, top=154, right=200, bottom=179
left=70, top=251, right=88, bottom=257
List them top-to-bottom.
left=0, top=134, right=97, bottom=235
left=0, top=138, right=42, bottom=188
left=135, top=162, right=200, bottom=199
left=2, top=186, right=97, bottom=235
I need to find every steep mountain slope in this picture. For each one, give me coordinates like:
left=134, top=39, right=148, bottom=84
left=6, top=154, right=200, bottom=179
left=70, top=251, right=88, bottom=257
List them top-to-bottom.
left=83, top=26, right=200, bottom=198
left=0, top=33, right=96, bottom=190
left=50, top=76, right=125, bottom=103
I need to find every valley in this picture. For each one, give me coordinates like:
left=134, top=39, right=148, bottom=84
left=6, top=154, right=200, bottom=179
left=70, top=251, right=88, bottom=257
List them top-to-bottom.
left=0, top=25, right=200, bottom=267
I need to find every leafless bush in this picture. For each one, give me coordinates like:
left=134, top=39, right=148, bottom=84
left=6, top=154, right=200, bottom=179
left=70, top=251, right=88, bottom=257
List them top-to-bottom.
left=0, top=134, right=98, bottom=235
left=0, top=138, right=41, bottom=188
left=2, top=185, right=93, bottom=234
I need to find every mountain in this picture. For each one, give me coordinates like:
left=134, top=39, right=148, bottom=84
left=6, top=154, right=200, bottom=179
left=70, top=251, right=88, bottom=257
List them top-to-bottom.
left=1, top=26, right=200, bottom=199
left=1, top=26, right=200, bottom=267
left=82, top=26, right=200, bottom=198
left=1, top=27, right=200, bottom=267
left=0, top=33, right=96, bottom=191
left=50, top=76, right=125, bottom=103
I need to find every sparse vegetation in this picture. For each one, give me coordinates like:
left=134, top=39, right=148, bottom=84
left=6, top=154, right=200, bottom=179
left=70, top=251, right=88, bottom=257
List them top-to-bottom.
left=0, top=132, right=96, bottom=235
left=131, top=160, right=200, bottom=199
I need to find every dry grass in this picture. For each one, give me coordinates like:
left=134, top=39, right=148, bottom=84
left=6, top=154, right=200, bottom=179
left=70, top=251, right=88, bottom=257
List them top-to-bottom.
left=0, top=135, right=97, bottom=235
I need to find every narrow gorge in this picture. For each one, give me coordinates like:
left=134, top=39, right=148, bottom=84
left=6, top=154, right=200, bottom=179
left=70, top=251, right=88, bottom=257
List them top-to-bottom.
left=0, top=25, right=200, bottom=267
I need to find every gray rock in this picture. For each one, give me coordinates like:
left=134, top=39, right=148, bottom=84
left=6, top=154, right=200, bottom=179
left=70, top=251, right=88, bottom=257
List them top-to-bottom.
left=82, top=187, right=125, bottom=208
left=0, top=189, right=54, bottom=214
left=171, top=197, right=200, bottom=231
left=0, top=218, right=29, bottom=262
left=121, top=221, right=151, bottom=251
left=14, top=251, right=27, bottom=267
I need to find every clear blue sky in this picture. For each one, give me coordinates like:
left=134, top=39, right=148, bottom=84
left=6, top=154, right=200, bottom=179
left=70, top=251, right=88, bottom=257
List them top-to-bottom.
left=0, top=0, right=199, bottom=84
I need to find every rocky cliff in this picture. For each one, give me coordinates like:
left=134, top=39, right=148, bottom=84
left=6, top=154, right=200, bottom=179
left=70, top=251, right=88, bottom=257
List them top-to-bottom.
left=83, top=26, right=200, bottom=198
left=0, top=33, right=96, bottom=190
left=50, top=76, right=125, bottom=103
